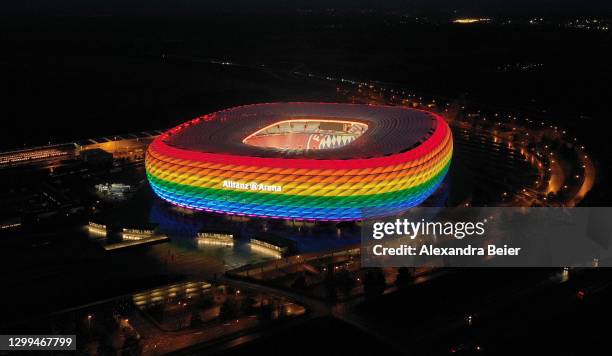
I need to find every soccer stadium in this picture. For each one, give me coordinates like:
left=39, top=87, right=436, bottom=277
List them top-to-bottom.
left=145, top=103, right=453, bottom=220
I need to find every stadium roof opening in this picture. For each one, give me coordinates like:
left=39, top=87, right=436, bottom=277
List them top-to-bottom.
left=242, top=119, right=368, bottom=151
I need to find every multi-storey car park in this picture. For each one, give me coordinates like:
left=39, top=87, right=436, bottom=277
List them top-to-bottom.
left=145, top=102, right=452, bottom=220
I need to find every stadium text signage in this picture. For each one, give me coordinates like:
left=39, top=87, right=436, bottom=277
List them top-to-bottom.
left=222, top=180, right=282, bottom=192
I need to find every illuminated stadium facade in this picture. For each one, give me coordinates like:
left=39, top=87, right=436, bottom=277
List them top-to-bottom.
left=145, top=103, right=452, bottom=221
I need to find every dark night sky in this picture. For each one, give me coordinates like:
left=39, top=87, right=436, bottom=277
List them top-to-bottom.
left=3, top=0, right=612, bottom=16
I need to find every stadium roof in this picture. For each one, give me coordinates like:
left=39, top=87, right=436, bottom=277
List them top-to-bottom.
left=164, top=102, right=438, bottom=160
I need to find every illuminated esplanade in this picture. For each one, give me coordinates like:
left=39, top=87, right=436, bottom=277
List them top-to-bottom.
left=145, top=103, right=453, bottom=220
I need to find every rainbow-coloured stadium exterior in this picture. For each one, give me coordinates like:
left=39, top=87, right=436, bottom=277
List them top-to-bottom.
left=145, top=103, right=452, bottom=221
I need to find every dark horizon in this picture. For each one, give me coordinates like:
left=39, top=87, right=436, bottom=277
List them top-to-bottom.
left=3, top=0, right=612, bottom=17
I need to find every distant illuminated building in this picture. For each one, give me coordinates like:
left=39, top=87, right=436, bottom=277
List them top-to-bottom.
left=453, top=18, right=492, bottom=24
left=87, top=221, right=107, bottom=237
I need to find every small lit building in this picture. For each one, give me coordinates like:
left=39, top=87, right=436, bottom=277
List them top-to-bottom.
left=95, top=182, right=132, bottom=200
left=87, top=221, right=107, bottom=236
left=122, top=223, right=158, bottom=240
left=196, top=229, right=235, bottom=247
left=250, top=233, right=295, bottom=257
left=132, top=281, right=212, bottom=309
